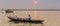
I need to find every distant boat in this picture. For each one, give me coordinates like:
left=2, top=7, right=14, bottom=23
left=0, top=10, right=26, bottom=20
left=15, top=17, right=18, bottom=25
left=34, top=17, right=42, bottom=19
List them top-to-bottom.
left=5, top=9, right=13, bottom=13
left=8, top=14, right=44, bottom=24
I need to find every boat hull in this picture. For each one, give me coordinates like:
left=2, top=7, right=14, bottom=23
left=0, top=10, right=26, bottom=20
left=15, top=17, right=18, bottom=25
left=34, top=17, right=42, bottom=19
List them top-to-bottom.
left=8, top=17, right=44, bottom=24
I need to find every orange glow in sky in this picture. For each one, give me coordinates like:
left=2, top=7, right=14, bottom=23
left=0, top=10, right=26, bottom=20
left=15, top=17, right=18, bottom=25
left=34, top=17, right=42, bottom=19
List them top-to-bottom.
left=34, top=0, right=38, bottom=5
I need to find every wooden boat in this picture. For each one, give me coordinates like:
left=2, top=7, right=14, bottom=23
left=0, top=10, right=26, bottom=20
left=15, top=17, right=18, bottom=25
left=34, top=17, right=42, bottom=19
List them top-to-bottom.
left=8, top=15, right=44, bottom=24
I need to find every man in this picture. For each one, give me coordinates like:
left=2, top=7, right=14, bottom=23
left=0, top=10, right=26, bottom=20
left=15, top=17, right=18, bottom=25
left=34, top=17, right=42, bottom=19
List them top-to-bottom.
left=28, top=14, right=31, bottom=21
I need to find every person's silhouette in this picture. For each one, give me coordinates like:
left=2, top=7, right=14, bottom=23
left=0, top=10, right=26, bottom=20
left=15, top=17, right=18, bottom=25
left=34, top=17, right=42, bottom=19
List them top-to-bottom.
left=28, top=14, right=31, bottom=20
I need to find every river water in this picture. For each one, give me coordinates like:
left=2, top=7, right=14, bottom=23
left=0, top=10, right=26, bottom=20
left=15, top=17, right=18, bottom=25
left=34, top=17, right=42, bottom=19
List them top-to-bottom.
left=0, top=11, right=60, bottom=26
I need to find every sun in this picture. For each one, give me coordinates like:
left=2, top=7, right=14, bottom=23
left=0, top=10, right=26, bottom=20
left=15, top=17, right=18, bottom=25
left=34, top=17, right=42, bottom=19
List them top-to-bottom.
left=33, top=0, right=38, bottom=18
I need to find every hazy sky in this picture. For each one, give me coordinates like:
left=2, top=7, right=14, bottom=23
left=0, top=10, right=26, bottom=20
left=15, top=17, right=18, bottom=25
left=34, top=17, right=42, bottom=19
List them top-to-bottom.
left=0, top=0, right=60, bottom=9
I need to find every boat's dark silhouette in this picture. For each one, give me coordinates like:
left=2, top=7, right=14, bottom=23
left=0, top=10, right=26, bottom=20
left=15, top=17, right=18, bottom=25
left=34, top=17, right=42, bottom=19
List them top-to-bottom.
left=5, top=9, right=13, bottom=13
left=8, top=14, right=44, bottom=24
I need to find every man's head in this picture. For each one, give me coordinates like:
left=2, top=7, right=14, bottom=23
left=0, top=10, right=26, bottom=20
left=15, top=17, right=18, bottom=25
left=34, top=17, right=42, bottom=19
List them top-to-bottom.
left=28, top=14, right=30, bottom=16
